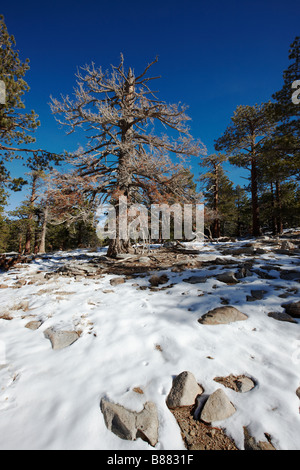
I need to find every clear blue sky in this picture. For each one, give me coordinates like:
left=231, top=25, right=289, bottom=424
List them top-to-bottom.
left=1, top=0, right=299, bottom=209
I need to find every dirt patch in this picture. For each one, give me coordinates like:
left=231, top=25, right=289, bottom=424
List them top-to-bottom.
left=170, top=405, right=238, bottom=450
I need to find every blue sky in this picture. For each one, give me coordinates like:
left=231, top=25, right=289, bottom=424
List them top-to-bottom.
left=1, top=0, right=299, bottom=209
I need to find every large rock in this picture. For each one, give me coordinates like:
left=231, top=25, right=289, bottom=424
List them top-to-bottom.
left=282, top=301, right=300, bottom=318
left=198, top=306, right=248, bottom=325
left=44, top=327, right=79, bottom=350
left=166, top=371, right=203, bottom=409
left=200, top=388, right=236, bottom=423
left=100, top=399, right=159, bottom=447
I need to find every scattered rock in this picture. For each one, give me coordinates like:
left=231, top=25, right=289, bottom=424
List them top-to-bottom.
left=281, top=240, right=296, bottom=251
left=216, top=271, right=239, bottom=284
left=279, top=271, right=300, bottom=281
left=149, top=274, right=169, bottom=287
left=183, top=276, right=208, bottom=284
left=110, top=277, right=125, bottom=287
left=246, top=290, right=267, bottom=302
left=282, top=301, right=300, bottom=318
left=198, top=306, right=248, bottom=325
left=268, top=311, right=297, bottom=323
left=25, top=320, right=43, bottom=330
left=44, top=327, right=79, bottom=350
left=166, top=371, right=203, bottom=409
left=214, top=374, right=255, bottom=393
left=200, top=388, right=236, bottom=423
left=100, top=398, right=159, bottom=447
left=243, top=426, right=276, bottom=450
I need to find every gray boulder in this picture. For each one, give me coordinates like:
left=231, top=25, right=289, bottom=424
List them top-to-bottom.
left=198, top=306, right=248, bottom=325
left=44, top=327, right=79, bottom=350
left=166, top=371, right=203, bottom=409
left=200, top=388, right=236, bottom=423
left=100, top=399, right=159, bottom=447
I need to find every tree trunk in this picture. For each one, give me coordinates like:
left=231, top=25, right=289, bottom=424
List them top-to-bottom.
left=107, top=69, right=135, bottom=257
left=251, top=156, right=261, bottom=237
left=212, top=163, right=221, bottom=238
left=25, top=174, right=38, bottom=254
left=275, top=180, right=283, bottom=234
left=270, top=182, right=277, bottom=235
left=38, top=205, right=48, bottom=254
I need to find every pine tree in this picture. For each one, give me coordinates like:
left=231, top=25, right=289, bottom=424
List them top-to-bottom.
left=215, top=103, right=276, bottom=236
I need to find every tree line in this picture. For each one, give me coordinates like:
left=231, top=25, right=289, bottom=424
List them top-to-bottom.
left=0, top=15, right=299, bottom=256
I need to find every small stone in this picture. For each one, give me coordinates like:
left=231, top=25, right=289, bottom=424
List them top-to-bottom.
left=110, top=277, right=125, bottom=287
left=25, top=320, right=43, bottom=330
left=200, top=388, right=236, bottom=423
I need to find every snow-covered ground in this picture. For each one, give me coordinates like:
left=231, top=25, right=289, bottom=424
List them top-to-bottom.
left=0, top=240, right=299, bottom=450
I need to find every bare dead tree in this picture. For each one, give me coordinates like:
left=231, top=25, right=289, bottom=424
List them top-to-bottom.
left=50, top=55, right=206, bottom=257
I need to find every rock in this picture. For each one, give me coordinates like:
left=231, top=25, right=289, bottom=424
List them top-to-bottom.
left=281, top=240, right=296, bottom=250
left=138, top=256, right=151, bottom=263
left=216, top=271, right=239, bottom=284
left=279, top=271, right=300, bottom=281
left=149, top=274, right=169, bottom=287
left=183, top=276, right=208, bottom=284
left=110, top=277, right=125, bottom=287
left=247, top=290, right=267, bottom=301
left=282, top=301, right=300, bottom=318
left=198, top=306, right=248, bottom=325
left=268, top=311, right=297, bottom=323
left=25, top=320, right=43, bottom=330
left=44, top=327, right=79, bottom=350
left=166, top=371, right=203, bottom=409
left=214, top=374, right=255, bottom=393
left=235, top=376, right=255, bottom=393
left=296, top=387, right=300, bottom=399
left=200, top=389, right=236, bottom=423
left=100, top=399, right=159, bottom=447
left=243, top=426, right=276, bottom=450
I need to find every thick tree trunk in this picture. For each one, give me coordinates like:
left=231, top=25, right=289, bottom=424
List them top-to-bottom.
left=107, top=69, right=135, bottom=258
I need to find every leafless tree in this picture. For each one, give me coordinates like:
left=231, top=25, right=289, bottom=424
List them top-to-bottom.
left=50, top=55, right=205, bottom=257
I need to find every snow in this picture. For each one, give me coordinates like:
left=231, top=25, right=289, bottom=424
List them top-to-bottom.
left=0, top=240, right=299, bottom=450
